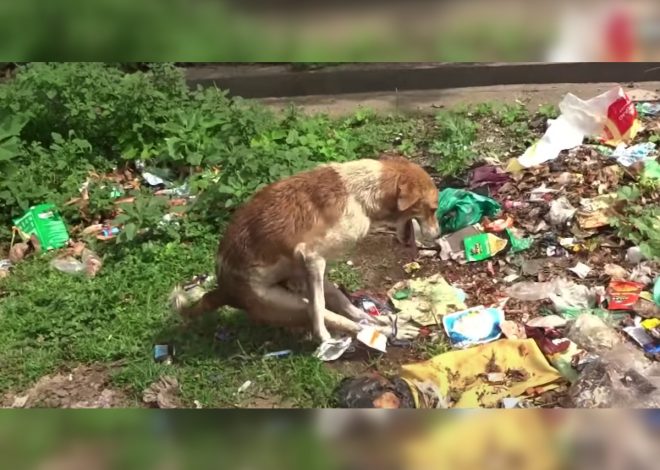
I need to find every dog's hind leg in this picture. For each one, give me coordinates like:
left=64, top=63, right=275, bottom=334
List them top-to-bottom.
left=293, top=243, right=331, bottom=342
left=323, top=280, right=380, bottom=324
left=247, top=284, right=362, bottom=339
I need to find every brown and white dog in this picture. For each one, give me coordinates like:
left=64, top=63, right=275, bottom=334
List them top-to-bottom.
left=171, top=155, right=440, bottom=342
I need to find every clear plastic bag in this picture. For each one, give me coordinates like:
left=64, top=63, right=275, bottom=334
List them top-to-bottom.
left=50, top=256, right=85, bottom=275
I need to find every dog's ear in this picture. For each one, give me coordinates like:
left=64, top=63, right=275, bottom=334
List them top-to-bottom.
left=397, top=179, right=419, bottom=212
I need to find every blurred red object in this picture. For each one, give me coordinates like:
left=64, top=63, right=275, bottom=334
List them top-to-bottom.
left=605, top=8, right=636, bottom=61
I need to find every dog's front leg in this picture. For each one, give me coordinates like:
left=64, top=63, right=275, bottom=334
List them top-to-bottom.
left=295, top=243, right=331, bottom=342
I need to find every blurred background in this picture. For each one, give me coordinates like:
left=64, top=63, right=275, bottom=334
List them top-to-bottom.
left=0, top=0, right=657, bottom=61
left=1, top=410, right=659, bottom=469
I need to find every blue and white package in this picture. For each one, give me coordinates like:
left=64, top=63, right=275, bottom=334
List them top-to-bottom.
left=442, top=306, right=505, bottom=349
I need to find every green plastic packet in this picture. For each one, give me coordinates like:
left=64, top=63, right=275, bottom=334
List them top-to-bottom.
left=643, top=160, right=660, bottom=180
left=436, top=188, right=501, bottom=233
left=505, top=228, right=533, bottom=253
left=464, top=233, right=508, bottom=262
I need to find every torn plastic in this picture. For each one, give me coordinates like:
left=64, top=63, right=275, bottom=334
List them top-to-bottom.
left=511, top=87, right=640, bottom=170
left=611, top=142, right=656, bottom=167
left=436, top=188, right=501, bottom=233
left=548, top=197, right=577, bottom=227
left=548, top=279, right=599, bottom=313
left=505, top=281, right=555, bottom=301
left=567, top=314, right=622, bottom=353
left=315, top=337, right=353, bottom=362
left=569, top=343, right=660, bottom=408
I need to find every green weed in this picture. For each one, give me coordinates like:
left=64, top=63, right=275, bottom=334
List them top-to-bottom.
left=429, top=110, right=479, bottom=176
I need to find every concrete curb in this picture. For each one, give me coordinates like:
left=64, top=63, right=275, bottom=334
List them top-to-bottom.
left=185, top=62, right=660, bottom=99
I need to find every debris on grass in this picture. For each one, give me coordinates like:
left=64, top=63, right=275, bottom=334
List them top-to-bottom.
left=315, top=337, right=353, bottom=362
left=143, top=375, right=181, bottom=409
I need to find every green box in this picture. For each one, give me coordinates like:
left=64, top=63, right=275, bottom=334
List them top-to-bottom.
left=13, top=203, right=70, bottom=250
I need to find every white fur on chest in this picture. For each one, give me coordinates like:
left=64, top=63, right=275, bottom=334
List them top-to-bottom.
left=316, top=195, right=371, bottom=259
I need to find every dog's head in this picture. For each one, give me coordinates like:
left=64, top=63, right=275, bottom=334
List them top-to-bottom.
left=380, top=155, right=440, bottom=242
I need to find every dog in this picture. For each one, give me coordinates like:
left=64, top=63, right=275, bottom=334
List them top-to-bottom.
left=171, top=155, right=440, bottom=342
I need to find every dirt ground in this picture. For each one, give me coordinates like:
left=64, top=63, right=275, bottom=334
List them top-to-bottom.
left=259, top=82, right=660, bottom=116
left=1, top=363, right=132, bottom=408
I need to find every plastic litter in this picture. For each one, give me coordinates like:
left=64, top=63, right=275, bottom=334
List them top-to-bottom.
left=511, top=87, right=640, bottom=170
left=636, top=102, right=660, bottom=116
left=611, top=142, right=656, bottom=167
left=643, top=160, right=660, bottom=179
left=468, top=165, right=510, bottom=195
left=436, top=188, right=501, bottom=233
left=548, top=197, right=577, bottom=226
left=13, top=203, right=70, bottom=251
left=483, top=216, right=513, bottom=232
left=437, top=225, right=480, bottom=261
left=505, top=228, right=533, bottom=253
left=463, top=233, right=508, bottom=262
left=626, top=246, right=647, bottom=264
left=50, top=256, right=85, bottom=275
left=0, top=259, right=12, bottom=278
left=569, top=262, right=591, bottom=279
left=604, top=263, right=629, bottom=280
left=629, top=263, right=655, bottom=286
left=388, top=274, right=467, bottom=327
left=655, top=278, right=660, bottom=306
left=548, top=279, right=599, bottom=313
left=607, top=280, right=644, bottom=310
left=505, top=281, right=555, bottom=301
left=351, top=293, right=392, bottom=317
left=633, top=297, right=660, bottom=319
left=442, top=306, right=504, bottom=349
left=567, top=314, right=621, bottom=352
left=526, top=315, right=568, bottom=329
left=357, top=327, right=388, bottom=353
left=623, top=327, right=660, bottom=354
left=314, top=337, right=353, bottom=362
left=401, top=339, right=562, bottom=408
left=546, top=340, right=582, bottom=383
left=569, top=343, right=660, bottom=408
left=153, top=344, right=175, bottom=364
left=263, top=350, right=293, bottom=359
left=333, top=373, right=417, bottom=409
left=237, top=380, right=252, bottom=394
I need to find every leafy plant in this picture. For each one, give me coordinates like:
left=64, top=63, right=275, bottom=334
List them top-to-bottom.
left=429, top=110, right=478, bottom=176
left=611, top=182, right=660, bottom=260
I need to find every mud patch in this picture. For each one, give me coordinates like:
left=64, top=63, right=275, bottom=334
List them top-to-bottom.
left=2, top=363, right=131, bottom=408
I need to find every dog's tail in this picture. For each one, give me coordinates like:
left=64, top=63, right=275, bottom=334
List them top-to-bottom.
left=169, top=283, right=228, bottom=319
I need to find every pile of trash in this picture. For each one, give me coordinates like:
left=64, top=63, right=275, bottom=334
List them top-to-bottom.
left=333, top=86, right=660, bottom=409
left=1, top=159, right=203, bottom=279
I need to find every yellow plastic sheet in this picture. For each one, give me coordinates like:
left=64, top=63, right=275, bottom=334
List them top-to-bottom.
left=401, top=339, right=562, bottom=408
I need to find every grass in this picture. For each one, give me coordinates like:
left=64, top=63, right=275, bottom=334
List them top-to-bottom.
left=0, top=63, right=549, bottom=407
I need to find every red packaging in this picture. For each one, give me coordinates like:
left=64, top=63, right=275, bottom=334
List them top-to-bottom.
left=603, top=91, right=638, bottom=144
left=607, top=280, right=645, bottom=310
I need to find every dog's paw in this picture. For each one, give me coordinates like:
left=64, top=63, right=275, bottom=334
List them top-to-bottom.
left=168, top=285, right=190, bottom=313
